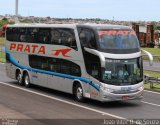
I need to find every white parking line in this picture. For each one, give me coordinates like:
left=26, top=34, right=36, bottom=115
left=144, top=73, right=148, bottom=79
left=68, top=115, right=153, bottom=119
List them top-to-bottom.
left=0, top=62, right=5, bottom=65
left=0, top=81, right=125, bottom=120
left=144, top=90, right=160, bottom=95
left=141, top=101, right=160, bottom=107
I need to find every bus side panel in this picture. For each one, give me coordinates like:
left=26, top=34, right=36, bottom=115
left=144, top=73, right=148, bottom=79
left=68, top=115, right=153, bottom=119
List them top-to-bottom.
left=30, top=71, right=48, bottom=87
left=47, top=74, right=60, bottom=91
left=58, top=77, right=73, bottom=94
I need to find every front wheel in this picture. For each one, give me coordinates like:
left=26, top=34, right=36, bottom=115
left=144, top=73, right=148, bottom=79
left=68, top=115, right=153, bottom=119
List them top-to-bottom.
left=24, top=73, right=31, bottom=88
left=74, top=84, right=85, bottom=102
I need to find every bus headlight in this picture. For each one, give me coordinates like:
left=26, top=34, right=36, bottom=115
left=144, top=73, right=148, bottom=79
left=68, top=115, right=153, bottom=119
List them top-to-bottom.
left=101, top=86, right=114, bottom=93
left=138, top=86, right=144, bottom=91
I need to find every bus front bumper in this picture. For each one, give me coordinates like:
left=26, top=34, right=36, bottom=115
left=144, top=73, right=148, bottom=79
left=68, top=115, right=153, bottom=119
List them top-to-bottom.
left=100, top=89, right=143, bottom=102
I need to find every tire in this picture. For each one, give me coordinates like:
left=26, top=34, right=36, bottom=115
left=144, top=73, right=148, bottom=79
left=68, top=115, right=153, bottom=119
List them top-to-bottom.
left=16, top=71, right=23, bottom=85
left=24, top=73, right=31, bottom=88
left=74, top=84, right=85, bottom=102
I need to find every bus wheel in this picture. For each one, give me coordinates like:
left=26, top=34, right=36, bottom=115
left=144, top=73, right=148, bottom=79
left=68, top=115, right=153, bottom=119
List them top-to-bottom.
left=16, top=71, right=23, bottom=85
left=24, top=73, right=30, bottom=88
left=75, top=84, right=85, bottom=102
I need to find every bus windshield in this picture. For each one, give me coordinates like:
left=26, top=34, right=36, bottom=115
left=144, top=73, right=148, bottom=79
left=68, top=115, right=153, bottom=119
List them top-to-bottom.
left=98, top=29, right=140, bottom=54
left=102, top=57, right=143, bottom=86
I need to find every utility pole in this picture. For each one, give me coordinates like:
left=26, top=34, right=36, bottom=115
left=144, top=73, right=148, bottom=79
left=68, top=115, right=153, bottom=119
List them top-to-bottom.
left=15, top=0, right=19, bottom=23
left=15, top=0, right=18, bottom=16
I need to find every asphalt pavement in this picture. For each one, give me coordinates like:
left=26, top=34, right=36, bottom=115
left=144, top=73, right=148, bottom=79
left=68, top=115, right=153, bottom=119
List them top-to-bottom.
left=0, top=63, right=160, bottom=125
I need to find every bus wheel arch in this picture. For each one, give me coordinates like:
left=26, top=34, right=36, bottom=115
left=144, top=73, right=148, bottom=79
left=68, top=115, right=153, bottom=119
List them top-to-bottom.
left=16, top=69, right=23, bottom=85
left=23, top=70, right=31, bottom=88
left=73, top=80, right=85, bottom=102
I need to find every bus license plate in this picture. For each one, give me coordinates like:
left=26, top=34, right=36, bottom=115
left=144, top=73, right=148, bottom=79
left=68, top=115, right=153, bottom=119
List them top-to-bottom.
left=122, top=96, right=129, bottom=100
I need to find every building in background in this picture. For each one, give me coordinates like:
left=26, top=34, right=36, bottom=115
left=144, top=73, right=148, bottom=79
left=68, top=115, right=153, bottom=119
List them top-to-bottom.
left=132, top=23, right=160, bottom=48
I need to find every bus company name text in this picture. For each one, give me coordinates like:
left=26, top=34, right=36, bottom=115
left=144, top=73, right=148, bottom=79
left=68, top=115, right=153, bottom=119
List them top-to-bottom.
left=9, top=43, right=71, bottom=57
left=10, top=43, right=45, bottom=54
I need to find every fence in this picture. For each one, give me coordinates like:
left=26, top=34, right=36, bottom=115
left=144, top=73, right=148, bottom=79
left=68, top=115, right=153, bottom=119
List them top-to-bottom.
left=0, top=37, right=5, bottom=62
left=142, top=54, right=160, bottom=62
left=145, top=75, right=160, bottom=89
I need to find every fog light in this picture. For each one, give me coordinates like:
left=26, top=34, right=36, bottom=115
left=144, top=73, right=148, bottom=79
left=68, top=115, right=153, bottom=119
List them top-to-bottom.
left=106, top=88, right=114, bottom=93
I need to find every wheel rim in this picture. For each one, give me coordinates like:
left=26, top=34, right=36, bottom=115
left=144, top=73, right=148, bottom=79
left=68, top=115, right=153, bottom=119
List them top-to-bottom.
left=17, top=73, right=22, bottom=83
left=25, top=75, right=29, bottom=86
left=76, top=87, right=83, bottom=100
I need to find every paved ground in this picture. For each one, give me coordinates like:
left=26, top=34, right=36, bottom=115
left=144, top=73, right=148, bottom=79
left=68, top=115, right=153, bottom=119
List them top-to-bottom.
left=143, top=61, right=160, bottom=72
left=0, top=63, right=160, bottom=125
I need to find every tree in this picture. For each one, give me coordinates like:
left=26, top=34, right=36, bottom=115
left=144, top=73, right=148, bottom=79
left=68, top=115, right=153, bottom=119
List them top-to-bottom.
left=0, top=20, right=15, bottom=28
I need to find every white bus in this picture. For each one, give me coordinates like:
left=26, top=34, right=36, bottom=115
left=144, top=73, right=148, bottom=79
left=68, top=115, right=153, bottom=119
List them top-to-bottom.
left=5, top=24, right=152, bottom=102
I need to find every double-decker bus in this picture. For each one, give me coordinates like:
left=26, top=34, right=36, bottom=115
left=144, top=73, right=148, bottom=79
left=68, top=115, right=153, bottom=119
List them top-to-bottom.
left=5, top=24, right=153, bottom=102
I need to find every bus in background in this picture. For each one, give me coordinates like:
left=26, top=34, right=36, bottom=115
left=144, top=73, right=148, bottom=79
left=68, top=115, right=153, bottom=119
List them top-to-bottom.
left=0, top=24, right=7, bottom=37
left=5, top=24, right=153, bottom=102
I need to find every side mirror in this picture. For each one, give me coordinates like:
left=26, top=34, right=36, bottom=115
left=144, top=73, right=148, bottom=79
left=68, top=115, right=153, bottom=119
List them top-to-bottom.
left=141, top=49, right=153, bottom=66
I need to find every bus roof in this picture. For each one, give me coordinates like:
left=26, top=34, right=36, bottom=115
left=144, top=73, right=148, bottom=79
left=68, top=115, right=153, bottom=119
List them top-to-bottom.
left=7, top=23, right=131, bottom=30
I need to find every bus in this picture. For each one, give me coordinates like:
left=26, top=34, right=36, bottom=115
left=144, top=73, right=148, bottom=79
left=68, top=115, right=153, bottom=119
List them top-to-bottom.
left=0, top=24, right=7, bottom=37
left=5, top=24, right=153, bottom=102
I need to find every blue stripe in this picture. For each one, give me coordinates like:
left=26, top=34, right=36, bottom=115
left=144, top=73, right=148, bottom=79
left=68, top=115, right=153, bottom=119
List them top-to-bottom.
left=6, top=50, right=100, bottom=91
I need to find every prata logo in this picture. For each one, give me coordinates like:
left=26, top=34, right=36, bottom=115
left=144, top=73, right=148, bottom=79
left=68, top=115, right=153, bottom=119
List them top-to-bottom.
left=52, top=48, right=72, bottom=57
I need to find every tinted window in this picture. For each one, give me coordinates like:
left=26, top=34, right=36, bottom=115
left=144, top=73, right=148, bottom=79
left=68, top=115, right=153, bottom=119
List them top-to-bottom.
left=6, top=27, right=77, bottom=50
left=6, top=28, right=19, bottom=41
left=19, top=28, right=27, bottom=42
left=26, top=28, right=39, bottom=43
left=38, top=28, right=50, bottom=44
left=51, top=28, right=77, bottom=50
left=78, top=28, right=97, bottom=49
left=83, top=51, right=101, bottom=80
left=29, top=55, right=81, bottom=76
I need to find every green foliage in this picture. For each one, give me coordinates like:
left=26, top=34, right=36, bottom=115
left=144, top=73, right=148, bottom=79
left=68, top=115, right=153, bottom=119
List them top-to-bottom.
left=0, top=19, right=15, bottom=28
left=155, top=26, right=160, bottom=30
left=0, top=37, right=4, bottom=45
left=141, top=48, right=160, bottom=55
left=142, top=48, right=160, bottom=61
left=144, top=70, right=160, bottom=78
left=144, top=70, right=160, bottom=92
left=144, top=83, right=160, bottom=92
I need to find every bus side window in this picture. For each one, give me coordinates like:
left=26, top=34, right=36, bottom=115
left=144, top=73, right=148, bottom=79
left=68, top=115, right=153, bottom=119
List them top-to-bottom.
left=6, top=28, right=13, bottom=41
left=12, top=28, right=19, bottom=41
left=19, top=28, right=26, bottom=42
left=26, top=28, right=39, bottom=43
left=38, top=28, right=50, bottom=44
left=51, top=28, right=77, bottom=50
left=78, top=28, right=97, bottom=49
left=29, top=55, right=81, bottom=76
left=60, top=60, right=81, bottom=76
left=88, top=62, right=100, bottom=79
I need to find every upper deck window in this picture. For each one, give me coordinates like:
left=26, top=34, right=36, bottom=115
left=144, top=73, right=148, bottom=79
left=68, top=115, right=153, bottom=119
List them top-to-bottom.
left=6, top=27, right=77, bottom=50
left=78, top=28, right=97, bottom=49
left=97, top=29, right=140, bottom=54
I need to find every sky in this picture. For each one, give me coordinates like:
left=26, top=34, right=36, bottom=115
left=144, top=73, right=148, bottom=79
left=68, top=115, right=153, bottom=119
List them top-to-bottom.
left=0, top=0, right=160, bottom=21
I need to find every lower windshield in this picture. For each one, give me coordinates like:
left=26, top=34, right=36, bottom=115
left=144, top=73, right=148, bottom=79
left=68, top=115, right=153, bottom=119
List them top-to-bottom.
left=102, top=57, right=143, bottom=85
